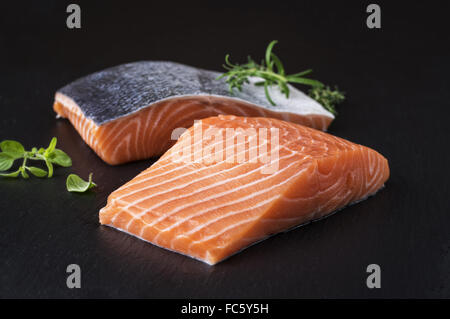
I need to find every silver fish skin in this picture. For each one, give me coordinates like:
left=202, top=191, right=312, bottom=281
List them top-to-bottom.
left=57, top=61, right=334, bottom=126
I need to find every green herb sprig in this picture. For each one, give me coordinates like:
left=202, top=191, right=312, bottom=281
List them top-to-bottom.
left=217, top=40, right=345, bottom=114
left=308, top=86, right=345, bottom=115
left=0, top=137, right=72, bottom=178
left=66, top=173, right=96, bottom=193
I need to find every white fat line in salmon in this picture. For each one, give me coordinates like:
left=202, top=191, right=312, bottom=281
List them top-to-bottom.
left=106, top=101, right=264, bottom=163
left=114, top=116, right=304, bottom=193
left=113, top=122, right=255, bottom=193
left=170, top=122, right=281, bottom=173
left=113, top=130, right=280, bottom=204
left=114, top=135, right=270, bottom=203
left=114, top=137, right=303, bottom=216
left=117, top=142, right=293, bottom=220
left=114, top=147, right=295, bottom=229
left=123, top=151, right=298, bottom=232
left=166, top=154, right=384, bottom=244
left=180, top=158, right=358, bottom=250
left=138, top=159, right=306, bottom=240
left=182, top=197, right=278, bottom=251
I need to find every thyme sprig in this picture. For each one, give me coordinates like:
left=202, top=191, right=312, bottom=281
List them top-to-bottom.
left=217, top=40, right=345, bottom=114
left=308, top=86, right=345, bottom=115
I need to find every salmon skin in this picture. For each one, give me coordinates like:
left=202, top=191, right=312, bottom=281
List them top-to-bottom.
left=53, top=61, right=334, bottom=165
left=99, top=115, right=390, bottom=265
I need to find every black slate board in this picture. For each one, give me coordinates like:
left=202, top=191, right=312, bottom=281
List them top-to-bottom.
left=0, top=1, right=449, bottom=298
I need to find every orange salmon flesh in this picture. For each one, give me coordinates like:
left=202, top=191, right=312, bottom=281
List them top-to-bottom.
left=53, top=93, right=332, bottom=165
left=99, top=115, right=390, bottom=265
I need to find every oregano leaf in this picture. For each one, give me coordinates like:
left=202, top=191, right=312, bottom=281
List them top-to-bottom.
left=0, top=140, right=25, bottom=159
left=0, top=153, right=14, bottom=171
left=66, top=173, right=97, bottom=193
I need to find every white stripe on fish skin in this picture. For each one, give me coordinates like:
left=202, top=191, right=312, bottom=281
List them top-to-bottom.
left=60, top=97, right=104, bottom=157
left=136, top=98, right=255, bottom=159
left=102, top=99, right=180, bottom=162
left=146, top=99, right=207, bottom=153
left=148, top=99, right=201, bottom=152
left=141, top=102, right=157, bottom=158
left=154, top=104, right=233, bottom=153
left=108, top=116, right=141, bottom=161
left=113, top=116, right=301, bottom=193
left=100, top=117, right=136, bottom=161
left=112, top=118, right=351, bottom=226
left=97, top=119, right=121, bottom=151
left=111, top=121, right=228, bottom=193
left=115, top=122, right=302, bottom=197
left=113, top=126, right=280, bottom=202
left=114, top=132, right=263, bottom=200
left=124, top=133, right=267, bottom=202
left=115, top=135, right=309, bottom=224
left=110, top=137, right=271, bottom=223
left=113, top=138, right=277, bottom=225
left=130, top=141, right=274, bottom=209
left=122, top=147, right=294, bottom=230
left=315, top=148, right=385, bottom=214
left=164, top=149, right=370, bottom=244
left=322, top=149, right=363, bottom=210
left=312, top=151, right=351, bottom=213
left=367, top=154, right=383, bottom=194
left=182, top=157, right=365, bottom=251
left=147, top=160, right=306, bottom=243
left=172, top=163, right=308, bottom=236
left=166, top=164, right=310, bottom=248
left=183, top=196, right=279, bottom=252
left=186, top=215, right=260, bottom=251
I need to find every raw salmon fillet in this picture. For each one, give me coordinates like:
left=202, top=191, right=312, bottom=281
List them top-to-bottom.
left=53, top=61, right=334, bottom=165
left=99, top=115, right=389, bottom=265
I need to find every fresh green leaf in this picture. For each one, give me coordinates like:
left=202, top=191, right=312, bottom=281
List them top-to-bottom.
left=217, top=40, right=345, bottom=112
left=265, top=40, right=277, bottom=71
left=270, top=53, right=285, bottom=76
left=288, top=69, right=313, bottom=77
left=286, top=76, right=323, bottom=87
left=263, top=82, right=275, bottom=106
left=308, top=86, right=345, bottom=115
left=0, top=137, right=73, bottom=180
left=44, top=137, right=57, bottom=157
left=0, top=140, right=25, bottom=159
left=47, top=149, right=72, bottom=167
left=0, top=153, right=14, bottom=171
left=45, top=160, right=54, bottom=178
left=26, top=166, right=47, bottom=178
left=20, top=167, right=29, bottom=179
left=0, top=169, right=21, bottom=178
left=66, top=173, right=97, bottom=193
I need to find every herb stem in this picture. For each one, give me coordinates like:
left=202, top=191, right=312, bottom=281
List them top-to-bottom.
left=218, top=40, right=345, bottom=113
left=0, top=137, right=72, bottom=179
left=21, top=154, right=28, bottom=169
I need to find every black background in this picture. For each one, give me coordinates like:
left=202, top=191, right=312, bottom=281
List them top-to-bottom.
left=0, top=0, right=449, bottom=298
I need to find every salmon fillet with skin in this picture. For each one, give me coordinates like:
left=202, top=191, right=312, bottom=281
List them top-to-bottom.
left=53, top=61, right=334, bottom=165
left=99, top=115, right=390, bottom=265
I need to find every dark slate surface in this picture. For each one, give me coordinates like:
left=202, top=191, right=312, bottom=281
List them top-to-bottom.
left=0, top=1, right=449, bottom=298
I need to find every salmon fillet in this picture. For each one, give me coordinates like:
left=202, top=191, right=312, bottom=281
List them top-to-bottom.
left=53, top=61, right=334, bottom=165
left=99, top=115, right=390, bottom=265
